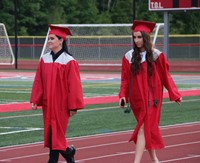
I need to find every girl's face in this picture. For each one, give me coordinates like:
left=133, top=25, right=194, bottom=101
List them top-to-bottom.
left=133, top=31, right=145, bottom=51
left=47, top=34, right=63, bottom=53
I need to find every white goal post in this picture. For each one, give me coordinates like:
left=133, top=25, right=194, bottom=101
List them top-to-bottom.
left=0, top=23, right=15, bottom=65
left=41, top=23, right=164, bottom=66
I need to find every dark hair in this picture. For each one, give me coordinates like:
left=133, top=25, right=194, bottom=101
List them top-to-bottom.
left=131, top=31, right=154, bottom=76
left=57, top=36, right=72, bottom=56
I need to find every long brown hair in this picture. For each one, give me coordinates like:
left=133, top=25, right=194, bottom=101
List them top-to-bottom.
left=131, top=31, right=154, bottom=76
left=57, top=35, right=72, bottom=56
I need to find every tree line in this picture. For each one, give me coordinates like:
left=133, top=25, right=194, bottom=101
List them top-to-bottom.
left=0, top=0, right=199, bottom=36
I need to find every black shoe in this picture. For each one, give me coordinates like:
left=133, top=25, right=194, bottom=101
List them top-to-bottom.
left=61, top=145, right=76, bottom=163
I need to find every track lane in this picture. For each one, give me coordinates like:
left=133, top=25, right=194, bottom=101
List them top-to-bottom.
left=0, top=122, right=199, bottom=163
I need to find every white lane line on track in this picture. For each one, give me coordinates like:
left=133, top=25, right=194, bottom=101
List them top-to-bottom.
left=0, top=121, right=199, bottom=151
left=1, top=130, right=200, bottom=153
left=163, top=130, right=200, bottom=138
left=1, top=138, right=200, bottom=161
left=74, top=141, right=200, bottom=162
left=0, top=152, right=49, bottom=162
left=76, top=152, right=135, bottom=162
left=161, top=155, right=200, bottom=162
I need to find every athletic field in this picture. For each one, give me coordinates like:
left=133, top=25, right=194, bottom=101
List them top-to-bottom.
left=0, top=71, right=200, bottom=162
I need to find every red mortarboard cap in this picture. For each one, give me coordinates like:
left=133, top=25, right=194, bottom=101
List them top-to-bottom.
left=131, top=20, right=155, bottom=34
left=49, top=24, right=72, bottom=40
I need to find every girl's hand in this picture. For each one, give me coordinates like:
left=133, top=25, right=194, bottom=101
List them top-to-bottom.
left=119, top=97, right=126, bottom=108
left=175, top=97, right=182, bottom=105
left=31, top=103, right=37, bottom=110
left=70, top=110, right=77, bottom=117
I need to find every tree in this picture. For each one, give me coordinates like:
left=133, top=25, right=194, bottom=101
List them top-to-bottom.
left=0, top=0, right=199, bottom=35
left=0, top=0, right=15, bottom=35
left=17, top=0, right=47, bottom=35
left=74, top=0, right=99, bottom=24
left=110, top=0, right=133, bottom=23
left=170, top=10, right=200, bottom=34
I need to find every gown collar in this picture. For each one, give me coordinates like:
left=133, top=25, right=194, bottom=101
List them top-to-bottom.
left=50, top=49, right=64, bottom=62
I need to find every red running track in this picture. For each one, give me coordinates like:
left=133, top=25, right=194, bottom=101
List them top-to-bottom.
left=1, top=89, right=200, bottom=113
left=0, top=122, right=200, bottom=163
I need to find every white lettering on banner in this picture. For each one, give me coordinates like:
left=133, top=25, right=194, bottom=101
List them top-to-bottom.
left=150, top=2, right=163, bottom=9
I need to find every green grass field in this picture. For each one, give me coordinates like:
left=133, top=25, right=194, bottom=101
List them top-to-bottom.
left=0, top=78, right=200, bottom=147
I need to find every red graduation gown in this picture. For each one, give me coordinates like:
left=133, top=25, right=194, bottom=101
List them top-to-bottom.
left=119, top=49, right=181, bottom=150
left=30, top=52, right=84, bottom=150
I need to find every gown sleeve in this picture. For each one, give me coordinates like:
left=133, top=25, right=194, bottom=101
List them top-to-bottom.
left=155, top=53, right=181, bottom=101
left=119, top=56, right=130, bottom=103
left=30, top=60, right=43, bottom=106
left=66, top=60, right=84, bottom=110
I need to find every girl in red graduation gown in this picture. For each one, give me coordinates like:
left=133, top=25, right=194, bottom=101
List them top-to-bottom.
left=119, top=20, right=182, bottom=163
left=30, top=25, right=84, bottom=163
